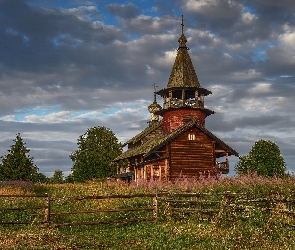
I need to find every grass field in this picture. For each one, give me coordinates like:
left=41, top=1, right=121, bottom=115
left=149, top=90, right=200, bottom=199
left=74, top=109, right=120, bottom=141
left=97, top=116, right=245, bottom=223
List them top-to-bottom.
left=1, top=173, right=295, bottom=249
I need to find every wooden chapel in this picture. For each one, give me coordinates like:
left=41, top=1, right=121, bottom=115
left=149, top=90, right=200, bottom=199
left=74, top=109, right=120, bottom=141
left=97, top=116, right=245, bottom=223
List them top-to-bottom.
left=114, top=18, right=239, bottom=182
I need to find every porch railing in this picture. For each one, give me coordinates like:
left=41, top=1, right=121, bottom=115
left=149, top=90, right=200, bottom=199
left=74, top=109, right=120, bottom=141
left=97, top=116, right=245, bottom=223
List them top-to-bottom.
left=164, top=98, right=204, bottom=109
left=215, top=161, right=229, bottom=174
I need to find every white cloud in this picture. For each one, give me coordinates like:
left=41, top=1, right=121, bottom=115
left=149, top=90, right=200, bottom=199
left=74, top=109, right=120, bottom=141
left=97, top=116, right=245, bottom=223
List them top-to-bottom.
left=0, top=0, right=294, bottom=175
left=184, top=0, right=213, bottom=11
left=63, top=6, right=100, bottom=21
left=241, top=11, right=257, bottom=24
left=279, top=30, right=295, bottom=51
left=157, top=50, right=177, bottom=67
left=231, top=69, right=261, bottom=81
left=249, top=83, right=273, bottom=94
left=25, top=111, right=73, bottom=123
left=1, top=115, right=16, bottom=122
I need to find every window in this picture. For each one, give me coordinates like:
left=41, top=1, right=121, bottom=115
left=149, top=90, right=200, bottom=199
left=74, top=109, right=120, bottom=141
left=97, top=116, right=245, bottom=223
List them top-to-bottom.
left=188, top=133, right=195, bottom=140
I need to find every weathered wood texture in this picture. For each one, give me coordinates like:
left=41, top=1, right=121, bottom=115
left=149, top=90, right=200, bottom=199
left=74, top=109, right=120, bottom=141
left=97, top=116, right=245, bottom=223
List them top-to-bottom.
left=169, top=128, right=214, bottom=180
left=136, top=159, right=168, bottom=182
left=2, top=192, right=295, bottom=227
left=165, top=192, right=295, bottom=224
left=0, top=193, right=159, bottom=227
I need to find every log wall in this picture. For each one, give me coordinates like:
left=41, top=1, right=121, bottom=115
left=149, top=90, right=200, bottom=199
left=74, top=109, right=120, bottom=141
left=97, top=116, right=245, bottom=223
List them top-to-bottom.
left=169, top=128, right=214, bottom=180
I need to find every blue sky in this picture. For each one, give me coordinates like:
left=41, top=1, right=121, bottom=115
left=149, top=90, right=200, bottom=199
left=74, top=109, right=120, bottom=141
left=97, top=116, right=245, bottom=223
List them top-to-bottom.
left=0, top=0, right=294, bottom=177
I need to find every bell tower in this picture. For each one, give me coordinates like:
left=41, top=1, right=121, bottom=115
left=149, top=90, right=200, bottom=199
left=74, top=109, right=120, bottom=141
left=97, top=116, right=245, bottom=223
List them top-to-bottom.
left=156, top=16, right=214, bottom=133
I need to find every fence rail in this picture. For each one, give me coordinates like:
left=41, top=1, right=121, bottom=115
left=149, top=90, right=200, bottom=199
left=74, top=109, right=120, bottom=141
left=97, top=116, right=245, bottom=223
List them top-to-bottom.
left=1, top=192, right=295, bottom=227
left=165, top=192, right=295, bottom=224
left=0, top=193, right=49, bottom=225
left=0, top=193, right=158, bottom=227
left=51, top=193, right=158, bottom=227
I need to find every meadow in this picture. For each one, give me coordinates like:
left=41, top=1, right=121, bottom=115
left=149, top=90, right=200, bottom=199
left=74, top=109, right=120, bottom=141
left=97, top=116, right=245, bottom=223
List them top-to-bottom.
left=1, top=173, right=295, bottom=249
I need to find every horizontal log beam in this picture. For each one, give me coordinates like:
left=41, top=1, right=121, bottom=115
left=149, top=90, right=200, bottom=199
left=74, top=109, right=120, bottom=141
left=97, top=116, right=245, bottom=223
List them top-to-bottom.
left=51, top=193, right=158, bottom=201
left=0, top=194, right=48, bottom=198
left=0, top=206, right=47, bottom=211
left=50, top=207, right=155, bottom=216
left=54, top=217, right=155, bottom=227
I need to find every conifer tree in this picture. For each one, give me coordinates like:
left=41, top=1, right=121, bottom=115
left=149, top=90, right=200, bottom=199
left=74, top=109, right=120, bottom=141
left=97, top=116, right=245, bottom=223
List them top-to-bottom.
left=0, top=133, right=38, bottom=181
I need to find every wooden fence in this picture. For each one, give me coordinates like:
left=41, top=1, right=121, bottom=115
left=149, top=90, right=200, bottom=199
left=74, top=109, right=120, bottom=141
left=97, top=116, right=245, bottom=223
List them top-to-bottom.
left=1, top=192, right=295, bottom=227
left=166, top=192, right=295, bottom=224
left=0, top=193, right=159, bottom=227
left=50, top=193, right=159, bottom=227
left=0, top=194, right=49, bottom=225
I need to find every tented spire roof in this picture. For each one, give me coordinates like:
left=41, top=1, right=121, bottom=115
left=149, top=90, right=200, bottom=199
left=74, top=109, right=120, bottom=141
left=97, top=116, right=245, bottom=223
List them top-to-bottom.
left=166, top=32, right=201, bottom=89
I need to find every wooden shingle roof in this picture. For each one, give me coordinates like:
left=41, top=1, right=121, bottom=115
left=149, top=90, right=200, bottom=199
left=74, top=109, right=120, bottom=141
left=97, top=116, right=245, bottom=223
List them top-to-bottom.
left=156, top=32, right=212, bottom=97
left=167, top=34, right=202, bottom=89
left=114, top=118, right=238, bottom=162
left=122, top=121, right=162, bottom=147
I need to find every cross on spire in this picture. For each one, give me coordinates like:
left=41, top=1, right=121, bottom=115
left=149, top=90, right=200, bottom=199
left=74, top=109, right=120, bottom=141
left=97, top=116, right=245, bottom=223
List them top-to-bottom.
left=178, top=15, right=188, bottom=50
left=181, top=15, right=184, bottom=34
left=153, top=83, right=158, bottom=103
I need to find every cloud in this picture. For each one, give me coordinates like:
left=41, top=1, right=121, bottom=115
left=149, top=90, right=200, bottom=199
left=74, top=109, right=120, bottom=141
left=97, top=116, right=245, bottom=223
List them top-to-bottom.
left=0, top=0, right=294, bottom=176
left=184, top=0, right=242, bottom=20
left=105, top=3, right=141, bottom=19
left=65, top=6, right=102, bottom=21
left=119, top=15, right=177, bottom=34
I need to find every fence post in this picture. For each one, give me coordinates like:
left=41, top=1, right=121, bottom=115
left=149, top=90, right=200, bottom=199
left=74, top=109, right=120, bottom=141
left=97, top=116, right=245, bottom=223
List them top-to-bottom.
left=153, top=190, right=158, bottom=220
left=224, top=191, right=235, bottom=222
left=44, top=193, right=51, bottom=225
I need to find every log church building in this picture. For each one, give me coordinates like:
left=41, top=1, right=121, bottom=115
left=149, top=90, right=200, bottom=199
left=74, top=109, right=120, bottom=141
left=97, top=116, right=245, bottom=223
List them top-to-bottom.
left=114, top=18, right=239, bottom=182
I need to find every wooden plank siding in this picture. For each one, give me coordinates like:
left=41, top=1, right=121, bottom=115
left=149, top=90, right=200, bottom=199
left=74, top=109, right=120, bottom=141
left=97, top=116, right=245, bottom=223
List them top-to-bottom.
left=169, top=128, right=215, bottom=180
left=136, top=159, right=168, bottom=182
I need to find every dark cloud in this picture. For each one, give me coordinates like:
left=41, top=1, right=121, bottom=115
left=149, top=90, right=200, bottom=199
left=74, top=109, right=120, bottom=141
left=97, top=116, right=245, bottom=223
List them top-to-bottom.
left=0, top=0, right=294, bottom=175
left=0, top=0, right=127, bottom=76
left=184, top=0, right=295, bottom=44
left=243, top=0, right=295, bottom=22
left=106, top=3, right=141, bottom=19
left=119, top=15, right=178, bottom=34
left=207, top=113, right=292, bottom=132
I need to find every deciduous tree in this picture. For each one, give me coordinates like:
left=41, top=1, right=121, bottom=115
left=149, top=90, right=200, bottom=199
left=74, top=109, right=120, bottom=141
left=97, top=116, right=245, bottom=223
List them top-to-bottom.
left=70, top=126, right=122, bottom=182
left=235, top=139, right=286, bottom=177
left=49, top=169, right=64, bottom=184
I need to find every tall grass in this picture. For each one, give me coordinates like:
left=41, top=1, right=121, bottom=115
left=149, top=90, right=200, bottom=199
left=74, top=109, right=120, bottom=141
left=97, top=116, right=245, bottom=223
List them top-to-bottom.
left=1, top=174, right=295, bottom=249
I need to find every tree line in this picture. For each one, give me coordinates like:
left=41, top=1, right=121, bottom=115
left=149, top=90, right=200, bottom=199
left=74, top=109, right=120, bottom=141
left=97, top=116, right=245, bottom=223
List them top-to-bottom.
left=0, top=127, right=287, bottom=183
left=0, top=127, right=122, bottom=183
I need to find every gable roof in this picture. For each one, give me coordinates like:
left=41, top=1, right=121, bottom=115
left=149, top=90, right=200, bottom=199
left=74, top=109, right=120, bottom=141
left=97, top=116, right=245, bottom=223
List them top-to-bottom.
left=114, top=118, right=239, bottom=162
left=122, top=121, right=162, bottom=147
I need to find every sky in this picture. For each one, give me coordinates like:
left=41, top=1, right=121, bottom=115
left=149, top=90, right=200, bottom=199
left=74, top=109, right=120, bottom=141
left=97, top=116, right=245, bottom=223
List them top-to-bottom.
left=0, top=0, right=294, bottom=177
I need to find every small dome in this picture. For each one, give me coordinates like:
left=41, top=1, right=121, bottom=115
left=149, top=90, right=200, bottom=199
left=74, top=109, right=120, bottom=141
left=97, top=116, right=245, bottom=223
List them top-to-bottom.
left=178, top=34, right=187, bottom=48
left=148, top=101, right=162, bottom=123
left=148, top=102, right=162, bottom=114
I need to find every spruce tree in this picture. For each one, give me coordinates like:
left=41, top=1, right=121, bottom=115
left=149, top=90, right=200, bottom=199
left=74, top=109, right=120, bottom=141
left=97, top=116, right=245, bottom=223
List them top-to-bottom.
left=0, top=133, right=38, bottom=181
